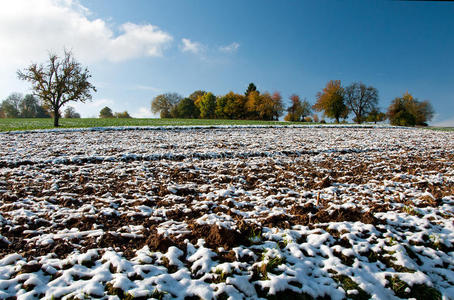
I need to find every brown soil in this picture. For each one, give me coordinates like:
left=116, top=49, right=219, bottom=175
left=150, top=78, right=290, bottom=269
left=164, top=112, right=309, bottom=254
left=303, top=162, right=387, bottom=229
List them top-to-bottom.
left=290, top=205, right=379, bottom=226
left=188, top=224, right=247, bottom=250
left=95, top=232, right=147, bottom=259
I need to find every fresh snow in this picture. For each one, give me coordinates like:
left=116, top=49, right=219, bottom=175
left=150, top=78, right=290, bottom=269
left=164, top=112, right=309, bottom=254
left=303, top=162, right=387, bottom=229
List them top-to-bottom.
left=0, top=126, right=453, bottom=299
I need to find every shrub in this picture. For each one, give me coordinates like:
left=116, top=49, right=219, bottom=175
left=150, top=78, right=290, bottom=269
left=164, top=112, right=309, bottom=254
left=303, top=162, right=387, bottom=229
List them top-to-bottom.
left=387, top=92, right=434, bottom=126
left=99, top=106, right=114, bottom=118
left=114, top=111, right=131, bottom=118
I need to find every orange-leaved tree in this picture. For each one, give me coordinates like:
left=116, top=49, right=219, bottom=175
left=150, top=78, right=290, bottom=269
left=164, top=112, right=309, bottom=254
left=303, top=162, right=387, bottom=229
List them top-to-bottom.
left=313, top=80, right=348, bottom=123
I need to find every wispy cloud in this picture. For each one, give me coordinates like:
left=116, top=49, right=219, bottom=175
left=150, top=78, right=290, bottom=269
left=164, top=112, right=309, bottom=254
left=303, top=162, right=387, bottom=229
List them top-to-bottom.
left=180, top=38, right=204, bottom=54
left=219, top=42, right=240, bottom=53
left=130, top=85, right=161, bottom=93
left=432, top=117, right=454, bottom=127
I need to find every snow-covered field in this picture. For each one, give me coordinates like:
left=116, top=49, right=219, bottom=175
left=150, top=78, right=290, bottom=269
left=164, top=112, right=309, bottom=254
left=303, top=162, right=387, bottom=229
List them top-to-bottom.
left=0, top=126, right=453, bottom=300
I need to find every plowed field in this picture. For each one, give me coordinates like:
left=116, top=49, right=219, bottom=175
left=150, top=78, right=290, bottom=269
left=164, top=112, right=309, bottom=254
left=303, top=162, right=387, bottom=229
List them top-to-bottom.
left=0, top=126, right=453, bottom=299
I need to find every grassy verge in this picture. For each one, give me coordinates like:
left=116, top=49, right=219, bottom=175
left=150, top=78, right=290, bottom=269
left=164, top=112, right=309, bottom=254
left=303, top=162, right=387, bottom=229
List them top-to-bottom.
left=0, top=118, right=315, bottom=132
left=4, top=118, right=447, bottom=132
left=426, top=127, right=454, bottom=132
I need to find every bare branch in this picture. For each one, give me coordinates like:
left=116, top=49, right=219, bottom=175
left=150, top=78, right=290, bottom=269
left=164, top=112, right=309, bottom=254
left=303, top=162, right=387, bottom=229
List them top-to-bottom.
left=17, top=51, right=96, bottom=127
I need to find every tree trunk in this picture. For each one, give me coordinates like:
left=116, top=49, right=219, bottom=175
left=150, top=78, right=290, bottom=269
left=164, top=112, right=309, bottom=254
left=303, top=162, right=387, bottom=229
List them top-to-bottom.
left=54, top=108, right=59, bottom=127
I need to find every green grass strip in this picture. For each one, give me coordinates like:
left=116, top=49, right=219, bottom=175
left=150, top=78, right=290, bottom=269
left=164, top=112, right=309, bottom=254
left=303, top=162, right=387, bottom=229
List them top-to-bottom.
left=0, top=118, right=320, bottom=132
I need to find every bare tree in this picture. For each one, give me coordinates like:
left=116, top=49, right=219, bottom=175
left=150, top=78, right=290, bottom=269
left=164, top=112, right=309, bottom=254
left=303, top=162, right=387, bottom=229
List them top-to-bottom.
left=17, top=50, right=96, bottom=127
left=344, top=82, right=378, bottom=124
left=151, top=93, right=182, bottom=118
left=63, top=106, right=81, bottom=118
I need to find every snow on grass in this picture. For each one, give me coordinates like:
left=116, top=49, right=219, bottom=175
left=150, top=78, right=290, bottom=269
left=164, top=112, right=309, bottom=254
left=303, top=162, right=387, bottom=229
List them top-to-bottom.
left=0, top=126, right=453, bottom=299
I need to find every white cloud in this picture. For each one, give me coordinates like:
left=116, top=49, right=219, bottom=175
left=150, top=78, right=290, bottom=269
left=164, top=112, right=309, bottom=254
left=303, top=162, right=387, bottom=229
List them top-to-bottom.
left=0, top=0, right=173, bottom=66
left=106, top=23, right=173, bottom=62
left=180, top=38, right=204, bottom=54
left=219, top=42, right=240, bottom=53
left=133, top=107, right=156, bottom=118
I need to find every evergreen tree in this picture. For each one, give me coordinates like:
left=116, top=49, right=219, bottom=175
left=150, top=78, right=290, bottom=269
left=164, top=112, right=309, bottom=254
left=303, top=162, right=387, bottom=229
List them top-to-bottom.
left=245, top=83, right=258, bottom=96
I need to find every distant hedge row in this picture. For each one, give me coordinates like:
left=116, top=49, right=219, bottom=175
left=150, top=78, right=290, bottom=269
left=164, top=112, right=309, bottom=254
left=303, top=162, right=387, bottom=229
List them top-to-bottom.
left=150, top=82, right=434, bottom=126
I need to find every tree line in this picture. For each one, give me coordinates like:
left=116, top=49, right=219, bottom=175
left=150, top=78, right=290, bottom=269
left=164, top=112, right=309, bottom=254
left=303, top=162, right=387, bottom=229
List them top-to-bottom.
left=2, top=51, right=435, bottom=127
left=151, top=81, right=434, bottom=126
left=152, top=84, right=284, bottom=121
left=0, top=93, right=81, bottom=119
left=98, top=106, right=131, bottom=118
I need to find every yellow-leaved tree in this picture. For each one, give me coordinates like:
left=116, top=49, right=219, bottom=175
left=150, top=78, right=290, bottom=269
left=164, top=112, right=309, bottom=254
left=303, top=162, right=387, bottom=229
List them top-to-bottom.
left=313, top=80, right=348, bottom=123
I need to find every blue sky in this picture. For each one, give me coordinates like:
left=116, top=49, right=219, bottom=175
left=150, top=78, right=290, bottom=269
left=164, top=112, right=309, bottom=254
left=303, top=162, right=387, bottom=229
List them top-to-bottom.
left=1, top=0, right=453, bottom=125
